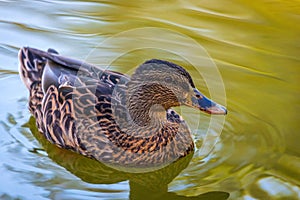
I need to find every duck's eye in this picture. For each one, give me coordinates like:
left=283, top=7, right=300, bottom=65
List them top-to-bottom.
left=164, top=76, right=173, bottom=83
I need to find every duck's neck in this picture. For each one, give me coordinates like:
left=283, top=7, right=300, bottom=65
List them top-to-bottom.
left=126, top=82, right=180, bottom=129
left=127, top=87, right=168, bottom=128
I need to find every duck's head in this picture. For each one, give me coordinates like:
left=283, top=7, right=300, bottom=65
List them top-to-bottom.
left=129, top=59, right=227, bottom=115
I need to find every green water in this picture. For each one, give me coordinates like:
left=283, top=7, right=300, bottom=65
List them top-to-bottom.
left=0, top=0, right=299, bottom=199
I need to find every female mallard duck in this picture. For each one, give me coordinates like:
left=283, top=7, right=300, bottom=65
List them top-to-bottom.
left=19, top=47, right=226, bottom=169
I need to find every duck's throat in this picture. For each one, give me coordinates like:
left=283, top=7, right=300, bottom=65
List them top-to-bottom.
left=124, top=82, right=173, bottom=128
left=128, top=101, right=167, bottom=128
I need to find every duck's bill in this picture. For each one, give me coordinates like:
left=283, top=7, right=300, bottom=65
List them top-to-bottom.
left=192, top=88, right=227, bottom=115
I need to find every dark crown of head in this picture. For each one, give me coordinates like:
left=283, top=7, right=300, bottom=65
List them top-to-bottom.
left=144, top=59, right=195, bottom=88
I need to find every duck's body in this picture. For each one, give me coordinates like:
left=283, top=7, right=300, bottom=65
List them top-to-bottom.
left=19, top=47, right=226, bottom=169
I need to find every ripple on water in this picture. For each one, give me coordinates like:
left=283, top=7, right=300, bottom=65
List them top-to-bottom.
left=0, top=0, right=299, bottom=199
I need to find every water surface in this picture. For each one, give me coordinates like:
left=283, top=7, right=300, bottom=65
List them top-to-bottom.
left=0, top=0, right=299, bottom=199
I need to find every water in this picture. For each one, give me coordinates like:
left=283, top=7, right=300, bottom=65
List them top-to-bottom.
left=0, top=0, right=299, bottom=199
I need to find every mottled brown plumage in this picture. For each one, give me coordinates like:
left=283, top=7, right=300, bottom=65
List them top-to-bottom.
left=19, top=47, right=226, bottom=170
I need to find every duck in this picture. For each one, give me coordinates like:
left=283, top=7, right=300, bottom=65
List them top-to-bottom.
left=19, top=47, right=227, bottom=170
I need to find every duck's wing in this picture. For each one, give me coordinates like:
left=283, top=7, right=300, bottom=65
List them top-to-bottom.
left=19, top=47, right=128, bottom=151
left=19, top=47, right=127, bottom=92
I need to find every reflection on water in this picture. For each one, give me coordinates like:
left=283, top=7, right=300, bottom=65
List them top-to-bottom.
left=0, top=0, right=299, bottom=199
left=26, top=117, right=229, bottom=200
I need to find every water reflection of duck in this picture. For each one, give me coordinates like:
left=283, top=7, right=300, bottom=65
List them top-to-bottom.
left=19, top=47, right=226, bottom=170
left=27, top=116, right=229, bottom=200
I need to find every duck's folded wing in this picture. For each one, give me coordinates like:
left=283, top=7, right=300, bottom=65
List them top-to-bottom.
left=19, top=47, right=127, bottom=93
left=19, top=47, right=128, bottom=151
left=26, top=47, right=101, bottom=74
left=41, top=78, right=116, bottom=150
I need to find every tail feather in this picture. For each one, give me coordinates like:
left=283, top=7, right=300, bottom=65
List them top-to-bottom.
left=18, top=47, right=46, bottom=89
